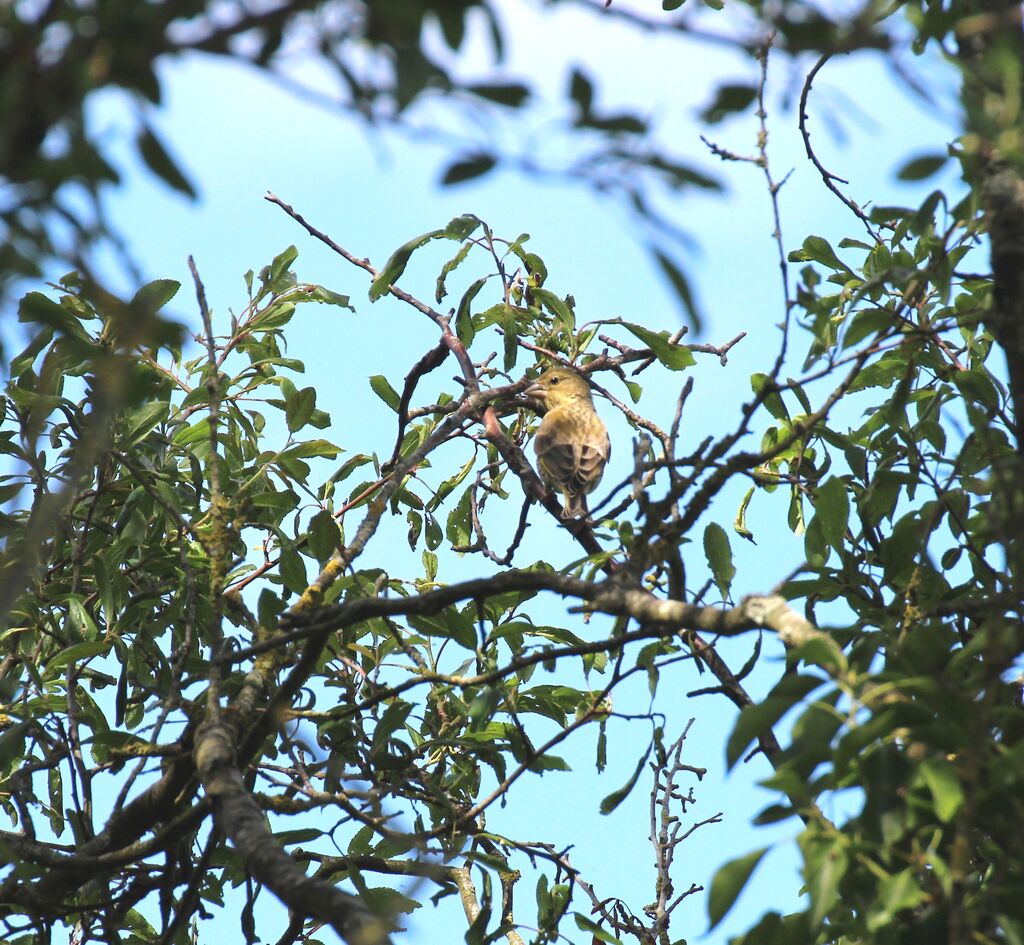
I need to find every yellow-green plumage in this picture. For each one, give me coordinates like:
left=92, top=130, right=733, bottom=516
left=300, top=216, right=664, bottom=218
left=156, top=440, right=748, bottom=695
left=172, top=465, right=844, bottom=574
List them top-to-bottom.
left=526, top=367, right=610, bottom=519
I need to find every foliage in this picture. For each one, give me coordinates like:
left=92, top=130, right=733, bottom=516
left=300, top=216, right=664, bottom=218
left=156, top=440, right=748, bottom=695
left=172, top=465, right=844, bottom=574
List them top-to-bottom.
left=0, top=0, right=717, bottom=320
left=2, top=1, right=1024, bottom=945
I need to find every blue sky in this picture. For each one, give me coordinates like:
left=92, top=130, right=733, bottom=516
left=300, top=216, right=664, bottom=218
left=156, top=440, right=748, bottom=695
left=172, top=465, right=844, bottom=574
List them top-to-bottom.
left=20, top=0, right=972, bottom=941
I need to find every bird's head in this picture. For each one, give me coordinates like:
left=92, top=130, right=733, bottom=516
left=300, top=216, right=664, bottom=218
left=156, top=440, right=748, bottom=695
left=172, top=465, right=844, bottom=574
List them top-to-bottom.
left=524, top=367, right=593, bottom=409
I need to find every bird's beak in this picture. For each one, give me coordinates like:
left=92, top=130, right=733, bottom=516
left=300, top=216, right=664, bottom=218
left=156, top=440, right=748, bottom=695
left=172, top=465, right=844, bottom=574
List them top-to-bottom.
left=522, top=379, right=547, bottom=413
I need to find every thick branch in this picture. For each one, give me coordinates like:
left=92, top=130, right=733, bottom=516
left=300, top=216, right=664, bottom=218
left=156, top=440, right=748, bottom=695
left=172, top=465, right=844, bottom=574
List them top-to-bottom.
left=957, top=3, right=1024, bottom=442
left=269, top=570, right=827, bottom=657
left=194, top=716, right=390, bottom=945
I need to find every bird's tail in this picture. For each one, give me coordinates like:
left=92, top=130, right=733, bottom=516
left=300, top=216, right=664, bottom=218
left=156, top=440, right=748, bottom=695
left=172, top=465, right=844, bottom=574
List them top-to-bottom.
left=561, top=491, right=588, bottom=519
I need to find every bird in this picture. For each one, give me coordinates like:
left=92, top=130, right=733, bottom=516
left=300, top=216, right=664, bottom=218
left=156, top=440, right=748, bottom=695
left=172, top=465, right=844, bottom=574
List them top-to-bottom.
left=525, top=367, right=610, bottom=519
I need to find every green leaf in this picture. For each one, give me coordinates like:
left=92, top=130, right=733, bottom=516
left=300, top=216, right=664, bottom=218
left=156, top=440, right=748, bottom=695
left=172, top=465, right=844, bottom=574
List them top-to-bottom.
left=569, top=68, right=594, bottom=114
left=465, top=82, right=530, bottom=107
left=700, top=83, right=758, bottom=124
left=583, top=112, right=647, bottom=134
left=137, top=124, right=197, bottom=198
left=896, top=152, right=948, bottom=181
left=440, top=154, right=497, bottom=186
left=443, top=214, right=482, bottom=241
left=369, top=230, right=443, bottom=301
left=789, top=235, right=851, bottom=274
left=435, top=242, right=473, bottom=302
left=268, top=245, right=299, bottom=286
left=652, top=248, right=701, bottom=330
left=522, top=251, right=547, bottom=284
left=455, top=277, right=487, bottom=347
left=131, top=278, right=180, bottom=314
left=299, top=283, right=351, bottom=311
left=532, top=288, right=575, bottom=333
left=18, top=292, right=92, bottom=342
left=250, top=301, right=295, bottom=331
left=500, top=304, right=518, bottom=371
left=841, top=308, right=892, bottom=350
left=621, top=322, right=695, bottom=370
left=10, top=325, right=55, bottom=376
left=848, top=355, right=906, bottom=393
left=952, top=370, right=1002, bottom=412
left=750, top=373, right=789, bottom=422
left=369, top=375, right=401, bottom=412
left=285, top=386, right=316, bottom=432
left=120, top=400, right=168, bottom=445
left=281, top=439, right=342, bottom=459
left=328, top=455, right=372, bottom=488
left=428, top=456, right=476, bottom=512
left=813, top=476, right=849, bottom=552
left=734, top=485, right=755, bottom=543
left=445, top=488, right=473, bottom=547
left=251, top=490, right=300, bottom=512
left=308, top=510, right=341, bottom=564
left=406, top=510, right=422, bottom=550
left=803, top=514, right=828, bottom=568
left=703, top=522, right=736, bottom=598
left=279, top=545, right=307, bottom=594
left=422, top=549, right=438, bottom=582
left=94, top=556, right=117, bottom=631
left=257, top=589, right=285, bottom=630
left=67, top=598, right=99, bottom=641
left=408, top=608, right=475, bottom=648
left=790, top=636, right=846, bottom=675
left=47, top=640, right=111, bottom=674
left=726, top=674, right=824, bottom=768
left=467, top=688, right=501, bottom=730
left=370, top=701, right=414, bottom=758
left=599, top=744, right=651, bottom=814
left=530, top=753, right=570, bottom=772
left=919, top=758, right=964, bottom=822
left=47, top=767, right=64, bottom=836
left=347, top=824, right=375, bottom=857
left=273, top=828, right=324, bottom=845
left=707, top=848, right=768, bottom=929
left=868, top=870, right=925, bottom=931
left=360, top=886, right=421, bottom=916
left=574, top=913, right=623, bottom=944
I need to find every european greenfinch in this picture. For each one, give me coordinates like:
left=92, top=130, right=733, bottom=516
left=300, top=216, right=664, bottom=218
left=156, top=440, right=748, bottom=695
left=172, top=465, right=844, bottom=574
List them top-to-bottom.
left=525, top=367, right=610, bottom=519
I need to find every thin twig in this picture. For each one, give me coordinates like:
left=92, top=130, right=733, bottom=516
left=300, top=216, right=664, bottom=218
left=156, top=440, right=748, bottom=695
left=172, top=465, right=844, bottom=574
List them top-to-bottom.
left=797, top=54, right=880, bottom=239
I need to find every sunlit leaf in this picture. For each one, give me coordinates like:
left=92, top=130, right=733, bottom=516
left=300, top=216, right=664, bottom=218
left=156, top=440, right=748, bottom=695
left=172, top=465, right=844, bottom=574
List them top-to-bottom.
left=369, top=230, right=443, bottom=300
left=621, top=322, right=695, bottom=370
left=369, top=375, right=401, bottom=411
left=703, top=522, right=736, bottom=597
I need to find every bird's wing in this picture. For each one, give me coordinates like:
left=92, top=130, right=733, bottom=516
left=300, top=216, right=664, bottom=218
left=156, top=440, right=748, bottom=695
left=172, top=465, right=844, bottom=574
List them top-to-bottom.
left=575, top=418, right=610, bottom=489
left=535, top=431, right=580, bottom=486
left=576, top=443, right=607, bottom=489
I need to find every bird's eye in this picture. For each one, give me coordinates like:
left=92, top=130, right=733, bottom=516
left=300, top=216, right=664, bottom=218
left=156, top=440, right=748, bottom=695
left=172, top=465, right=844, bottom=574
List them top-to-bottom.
left=550, top=376, right=560, bottom=384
